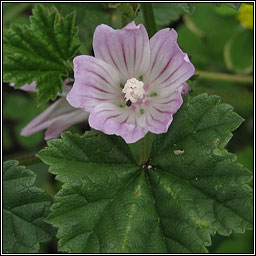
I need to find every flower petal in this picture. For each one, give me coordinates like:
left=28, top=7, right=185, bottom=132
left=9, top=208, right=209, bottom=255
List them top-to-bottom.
left=93, top=21, right=150, bottom=82
left=144, top=28, right=195, bottom=92
left=67, top=55, right=122, bottom=112
left=61, top=78, right=74, bottom=96
left=10, top=79, right=73, bottom=96
left=9, top=81, right=37, bottom=92
left=181, top=82, right=189, bottom=94
left=137, top=87, right=183, bottom=134
left=21, top=97, right=89, bottom=140
left=89, top=102, right=147, bottom=143
left=44, top=109, right=89, bottom=140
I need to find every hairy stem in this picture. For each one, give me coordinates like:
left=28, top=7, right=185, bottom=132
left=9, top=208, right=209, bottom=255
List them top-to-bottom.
left=142, top=3, right=157, bottom=38
left=129, top=133, right=153, bottom=166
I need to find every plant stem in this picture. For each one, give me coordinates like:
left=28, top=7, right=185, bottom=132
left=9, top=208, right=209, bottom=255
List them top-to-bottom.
left=142, top=3, right=157, bottom=38
left=196, top=70, right=253, bottom=85
left=129, top=133, right=153, bottom=166
left=3, top=153, right=41, bottom=166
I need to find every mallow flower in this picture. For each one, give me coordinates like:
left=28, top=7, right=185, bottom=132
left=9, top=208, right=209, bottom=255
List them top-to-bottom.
left=67, top=21, right=195, bottom=143
left=10, top=79, right=89, bottom=140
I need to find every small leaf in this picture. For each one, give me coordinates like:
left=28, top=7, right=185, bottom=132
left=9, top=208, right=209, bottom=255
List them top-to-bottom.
left=3, top=4, right=80, bottom=103
left=37, top=95, right=252, bottom=253
left=3, top=160, right=54, bottom=253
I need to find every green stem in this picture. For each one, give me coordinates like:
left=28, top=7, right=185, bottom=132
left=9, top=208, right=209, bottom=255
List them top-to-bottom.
left=142, top=3, right=157, bottom=38
left=196, top=70, right=253, bottom=85
left=129, top=133, right=153, bottom=166
left=3, top=153, right=41, bottom=166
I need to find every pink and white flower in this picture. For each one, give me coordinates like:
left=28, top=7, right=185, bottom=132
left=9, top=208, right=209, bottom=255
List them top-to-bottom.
left=67, top=22, right=195, bottom=143
left=10, top=80, right=89, bottom=140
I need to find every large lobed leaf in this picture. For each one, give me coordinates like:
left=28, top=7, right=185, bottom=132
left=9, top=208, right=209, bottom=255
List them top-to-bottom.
left=3, top=4, right=80, bottom=103
left=37, top=94, right=252, bottom=253
left=3, top=160, right=54, bottom=253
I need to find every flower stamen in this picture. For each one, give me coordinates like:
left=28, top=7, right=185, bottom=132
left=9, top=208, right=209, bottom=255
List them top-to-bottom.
left=122, top=78, right=145, bottom=104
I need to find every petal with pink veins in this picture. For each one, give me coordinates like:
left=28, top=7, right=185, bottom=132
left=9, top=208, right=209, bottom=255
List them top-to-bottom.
left=93, top=21, right=150, bottom=82
left=67, top=23, right=195, bottom=144
left=143, top=28, right=195, bottom=94
left=67, top=55, right=122, bottom=112
left=137, top=86, right=183, bottom=134
left=21, top=97, right=89, bottom=140
left=89, top=102, right=147, bottom=144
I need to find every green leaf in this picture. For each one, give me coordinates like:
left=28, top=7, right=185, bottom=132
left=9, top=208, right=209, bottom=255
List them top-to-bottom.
left=3, top=3, right=32, bottom=27
left=51, top=3, right=111, bottom=54
left=108, top=3, right=141, bottom=24
left=152, top=3, right=185, bottom=28
left=174, top=3, right=196, bottom=15
left=211, top=3, right=222, bottom=7
left=212, top=3, right=241, bottom=10
left=224, top=3, right=241, bottom=10
left=3, top=4, right=80, bottom=103
left=179, top=4, right=240, bottom=70
left=215, top=4, right=238, bottom=16
left=177, top=25, right=208, bottom=70
left=224, top=29, right=253, bottom=73
left=190, top=80, right=253, bottom=119
left=3, top=93, right=47, bottom=149
left=37, top=94, right=252, bottom=253
left=149, top=94, right=252, bottom=253
left=236, top=147, right=253, bottom=173
left=3, top=160, right=54, bottom=253
left=212, top=230, right=253, bottom=253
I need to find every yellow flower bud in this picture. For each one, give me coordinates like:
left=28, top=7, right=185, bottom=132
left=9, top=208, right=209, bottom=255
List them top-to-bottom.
left=237, top=4, right=253, bottom=30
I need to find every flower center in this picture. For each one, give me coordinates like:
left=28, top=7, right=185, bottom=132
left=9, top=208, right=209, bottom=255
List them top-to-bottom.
left=122, top=78, right=145, bottom=104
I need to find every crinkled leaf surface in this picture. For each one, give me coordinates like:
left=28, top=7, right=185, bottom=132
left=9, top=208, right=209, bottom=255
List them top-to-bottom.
left=51, top=3, right=111, bottom=54
left=3, top=4, right=80, bottom=103
left=37, top=94, right=252, bottom=253
left=3, top=160, right=54, bottom=253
